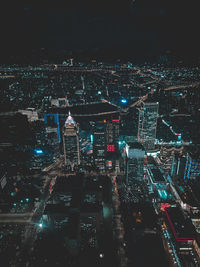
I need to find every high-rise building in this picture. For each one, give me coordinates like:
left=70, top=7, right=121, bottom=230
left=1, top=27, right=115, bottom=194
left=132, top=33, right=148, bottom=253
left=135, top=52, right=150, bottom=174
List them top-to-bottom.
left=137, top=102, right=159, bottom=151
left=63, top=112, right=80, bottom=171
left=44, top=113, right=61, bottom=142
left=45, top=113, right=60, bottom=159
left=92, top=115, right=120, bottom=172
left=105, top=117, right=120, bottom=172
left=106, top=117, right=120, bottom=145
left=93, top=121, right=106, bottom=172
left=125, top=142, right=145, bottom=184
left=158, top=146, right=184, bottom=174
left=184, top=150, right=200, bottom=180
left=171, top=154, right=186, bottom=179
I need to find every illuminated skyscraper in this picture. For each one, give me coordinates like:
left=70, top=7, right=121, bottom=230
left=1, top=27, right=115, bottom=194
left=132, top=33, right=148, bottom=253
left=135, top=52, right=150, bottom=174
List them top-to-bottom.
left=137, top=102, right=159, bottom=151
left=63, top=112, right=80, bottom=171
left=44, top=113, right=60, bottom=159
left=92, top=116, right=120, bottom=172
left=105, top=117, right=120, bottom=172
left=106, top=117, right=120, bottom=145
left=93, top=121, right=106, bottom=172
left=125, top=142, right=145, bottom=184
left=184, top=151, right=200, bottom=180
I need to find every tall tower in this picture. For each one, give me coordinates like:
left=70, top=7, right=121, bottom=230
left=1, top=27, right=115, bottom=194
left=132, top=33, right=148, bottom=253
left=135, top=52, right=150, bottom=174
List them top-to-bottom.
left=137, top=102, right=159, bottom=151
left=63, top=112, right=80, bottom=171
left=44, top=113, right=60, bottom=159
left=105, top=117, right=120, bottom=172
left=106, top=117, right=120, bottom=145
left=93, top=121, right=106, bottom=172
left=125, top=142, right=145, bottom=184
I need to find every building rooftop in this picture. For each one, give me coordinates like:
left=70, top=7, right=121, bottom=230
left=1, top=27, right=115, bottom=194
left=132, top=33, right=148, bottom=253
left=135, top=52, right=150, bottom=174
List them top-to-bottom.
left=127, top=142, right=145, bottom=150
left=188, top=152, right=200, bottom=161
left=150, top=168, right=165, bottom=183
left=53, top=175, right=83, bottom=193
left=189, top=180, right=200, bottom=204
left=175, top=185, right=199, bottom=208
left=81, top=203, right=102, bottom=213
left=44, top=204, right=70, bottom=214
left=165, top=207, right=196, bottom=241
left=67, top=211, right=80, bottom=239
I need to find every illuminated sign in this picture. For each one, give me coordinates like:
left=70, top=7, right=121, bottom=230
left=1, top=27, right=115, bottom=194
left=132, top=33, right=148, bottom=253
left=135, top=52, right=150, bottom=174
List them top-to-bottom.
left=107, top=144, right=116, bottom=152
left=107, top=161, right=112, bottom=167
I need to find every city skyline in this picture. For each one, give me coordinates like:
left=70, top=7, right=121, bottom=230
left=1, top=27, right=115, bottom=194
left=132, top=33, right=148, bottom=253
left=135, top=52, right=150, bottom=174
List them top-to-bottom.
left=0, top=1, right=200, bottom=266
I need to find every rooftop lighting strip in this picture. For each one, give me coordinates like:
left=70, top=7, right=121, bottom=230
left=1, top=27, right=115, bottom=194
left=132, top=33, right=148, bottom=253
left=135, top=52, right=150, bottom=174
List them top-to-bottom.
left=164, top=208, right=194, bottom=241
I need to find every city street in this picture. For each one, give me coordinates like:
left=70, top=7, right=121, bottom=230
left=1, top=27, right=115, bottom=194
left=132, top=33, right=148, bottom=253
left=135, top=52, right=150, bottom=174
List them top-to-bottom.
left=14, top=159, right=63, bottom=266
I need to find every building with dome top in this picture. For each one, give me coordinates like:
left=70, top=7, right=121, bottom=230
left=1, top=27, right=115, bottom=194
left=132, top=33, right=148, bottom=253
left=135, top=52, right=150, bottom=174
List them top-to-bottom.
left=63, top=111, right=80, bottom=171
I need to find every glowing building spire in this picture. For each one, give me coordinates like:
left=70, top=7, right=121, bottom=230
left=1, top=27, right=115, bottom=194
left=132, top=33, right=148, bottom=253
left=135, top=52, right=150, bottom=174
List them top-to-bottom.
left=65, top=111, right=75, bottom=126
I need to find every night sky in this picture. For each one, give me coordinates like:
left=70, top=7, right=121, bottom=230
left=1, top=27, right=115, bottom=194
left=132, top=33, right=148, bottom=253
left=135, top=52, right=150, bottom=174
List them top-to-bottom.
left=0, top=0, right=199, bottom=62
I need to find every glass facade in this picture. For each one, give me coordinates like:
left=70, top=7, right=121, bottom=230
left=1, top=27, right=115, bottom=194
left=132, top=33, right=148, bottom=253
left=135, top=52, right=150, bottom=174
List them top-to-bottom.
left=138, top=102, right=159, bottom=151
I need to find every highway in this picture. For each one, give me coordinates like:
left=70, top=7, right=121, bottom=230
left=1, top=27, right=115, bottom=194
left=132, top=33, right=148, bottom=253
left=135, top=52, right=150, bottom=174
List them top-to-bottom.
left=164, top=82, right=200, bottom=91
left=0, top=213, right=33, bottom=223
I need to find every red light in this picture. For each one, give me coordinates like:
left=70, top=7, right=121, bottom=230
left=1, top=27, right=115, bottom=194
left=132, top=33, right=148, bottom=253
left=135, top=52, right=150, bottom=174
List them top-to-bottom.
left=112, top=119, right=120, bottom=122
left=107, top=144, right=115, bottom=152
left=144, top=157, right=148, bottom=164
left=161, top=203, right=171, bottom=211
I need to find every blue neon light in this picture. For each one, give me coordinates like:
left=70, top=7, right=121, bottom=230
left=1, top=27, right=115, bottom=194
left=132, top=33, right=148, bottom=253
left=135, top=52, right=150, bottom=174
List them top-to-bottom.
left=121, top=99, right=127, bottom=103
left=90, top=134, right=94, bottom=143
left=35, top=149, right=43, bottom=154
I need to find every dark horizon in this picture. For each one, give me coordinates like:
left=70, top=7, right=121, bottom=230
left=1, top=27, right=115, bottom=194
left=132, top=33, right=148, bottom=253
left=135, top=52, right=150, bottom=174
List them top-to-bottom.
left=0, top=0, right=199, bottom=64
